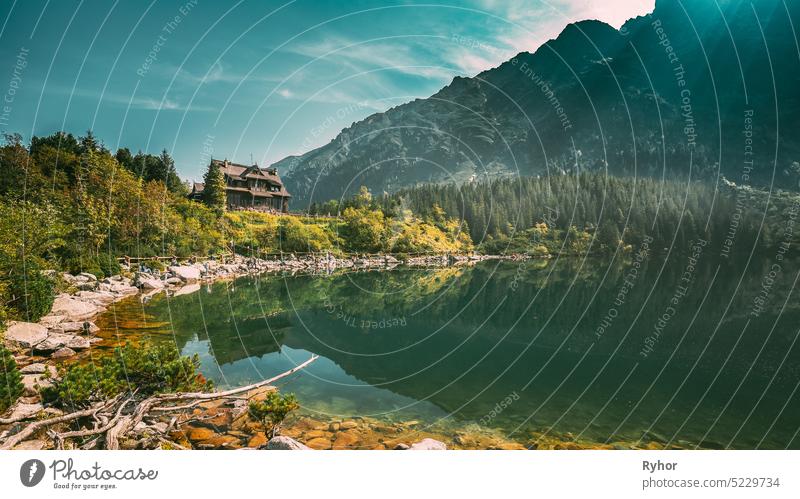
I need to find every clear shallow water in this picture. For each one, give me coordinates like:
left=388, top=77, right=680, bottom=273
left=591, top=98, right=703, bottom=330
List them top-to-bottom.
left=98, top=255, right=800, bottom=449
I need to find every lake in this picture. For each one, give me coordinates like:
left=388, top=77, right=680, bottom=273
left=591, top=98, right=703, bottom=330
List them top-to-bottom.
left=96, top=251, right=800, bottom=449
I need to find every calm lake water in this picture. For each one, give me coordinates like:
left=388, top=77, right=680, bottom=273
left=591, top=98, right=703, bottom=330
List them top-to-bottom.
left=98, top=253, right=800, bottom=449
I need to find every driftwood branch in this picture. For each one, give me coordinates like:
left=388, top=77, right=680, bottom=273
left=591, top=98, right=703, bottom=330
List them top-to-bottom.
left=152, top=354, right=319, bottom=406
left=0, top=355, right=319, bottom=450
left=0, top=397, right=118, bottom=450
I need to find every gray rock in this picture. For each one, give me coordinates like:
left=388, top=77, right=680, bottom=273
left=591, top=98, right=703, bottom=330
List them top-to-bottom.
left=168, top=265, right=201, bottom=281
left=78, top=272, right=98, bottom=281
left=165, top=277, right=183, bottom=285
left=139, top=278, right=164, bottom=290
left=76, top=281, right=98, bottom=291
left=110, top=283, right=138, bottom=295
left=76, top=290, right=116, bottom=305
left=51, top=295, right=101, bottom=321
left=39, top=315, right=65, bottom=327
left=60, top=321, right=99, bottom=334
left=4, top=322, right=48, bottom=349
left=33, top=333, right=73, bottom=352
left=66, top=336, right=91, bottom=350
left=51, top=347, right=77, bottom=359
left=19, top=363, right=47, bottom=374
left=21, top=374, right=53, bottom=395
left=8, top=402, right=43, bottom=420
left=266, top=436, right=311, bottom=450
left=409, top=438, right=447, bottom=450
left=393, top=443, right=410, bottom=450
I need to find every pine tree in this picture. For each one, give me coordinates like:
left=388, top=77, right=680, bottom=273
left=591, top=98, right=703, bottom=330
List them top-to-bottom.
left=202, top=161, right=227, bottom=215
left=0, top=341, right=23, bottom=413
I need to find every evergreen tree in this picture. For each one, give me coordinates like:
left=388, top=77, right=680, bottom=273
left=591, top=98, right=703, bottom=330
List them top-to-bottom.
left=202, top=160, right=226, bottom=215
left=0, top=341, right=23, bottom=413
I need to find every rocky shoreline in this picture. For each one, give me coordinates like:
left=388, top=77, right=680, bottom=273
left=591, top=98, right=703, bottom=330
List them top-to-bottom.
left=1, top=252, right=537, bottom=450
left=5, top=252, right=518, bottom=361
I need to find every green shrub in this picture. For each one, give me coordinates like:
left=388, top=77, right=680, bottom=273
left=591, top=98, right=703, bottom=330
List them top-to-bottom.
left=278, top=217, right=337, bottom=253
left=63, top=254, right=120, bottom=278
left=4, top=261, right=54, bottom=322
left=0, top=341, right=23, bottom=413
left=43, top=341, right=211, bottom=409
left=248, top=391, right=299, bottom=437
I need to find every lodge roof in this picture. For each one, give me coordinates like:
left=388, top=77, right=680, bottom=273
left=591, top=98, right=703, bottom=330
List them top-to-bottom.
left=211, top=159, right=291, bottom=198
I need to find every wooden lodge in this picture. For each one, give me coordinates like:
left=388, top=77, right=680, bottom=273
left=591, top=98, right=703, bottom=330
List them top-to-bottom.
left=189, top=159, right=291, bottom=213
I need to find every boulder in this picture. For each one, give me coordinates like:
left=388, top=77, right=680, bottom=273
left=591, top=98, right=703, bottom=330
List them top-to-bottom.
left=168, top=265, right=201, bottom=281
left=78, top=272, right=98, bottom=281
left=165, top=277, right=183, bottom=285
left=139, top=278, right=164, bottom=290
left=76, top=281, right=98, bottom=291
left=109, top=283, right=138, bottom=295
left=76, top=290, right=116, bottom=305
left=51, top=295, right=101, bottom=321
left=39, top=315, right=65, bottom=327
left=60, top=321, right=99, bottom=334
left=4, top=322, right=48, bottom=349
left=33, top=332, right=73, bottom=352
left=66, top=336, right=91, bottom=350
left=51, top=347, right=77, bottom=359
left=19, top=363, right=47, bottom=374
left=21, top=374, right=53, bottom=396
left=8, top=402, right=43, bottom=420
left=339, top=420, right=358, bottom=430
left=266, top=436, right=312, bottom=450
left=409, top=438, right=447, bottom=450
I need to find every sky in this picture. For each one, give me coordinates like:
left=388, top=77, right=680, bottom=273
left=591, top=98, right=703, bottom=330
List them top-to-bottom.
left=0, top=0, right=654, bottom=181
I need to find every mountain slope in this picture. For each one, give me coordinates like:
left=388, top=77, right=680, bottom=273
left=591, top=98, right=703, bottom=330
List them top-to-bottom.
left=274, top=0, right=800, bottom=207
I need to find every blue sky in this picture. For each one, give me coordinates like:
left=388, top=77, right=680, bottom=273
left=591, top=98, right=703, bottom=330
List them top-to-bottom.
left=0, top=0, right=654, bottom=181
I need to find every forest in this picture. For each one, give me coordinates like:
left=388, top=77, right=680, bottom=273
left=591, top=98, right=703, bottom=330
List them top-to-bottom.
left=0, top=131, right=470, bottom=325
left=370, top=174, right=800, bottom=256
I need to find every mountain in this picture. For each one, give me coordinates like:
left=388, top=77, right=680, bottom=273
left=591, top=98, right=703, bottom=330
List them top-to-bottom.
left=273, top=0, right=800, bottom=207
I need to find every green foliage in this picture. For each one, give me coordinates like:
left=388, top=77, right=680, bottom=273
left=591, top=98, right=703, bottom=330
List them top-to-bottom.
left=202, top=160, right=227, bottom=216
left=384, top=173, right=799, bottom=255
left=339, top=206, right=387, bottom=253
left=278, top=217, right=338, bottom=253
left=63, top=254, right=121, bottom=279
left=2, top=260, right=54, bottom=322
left=0, top=340, right=23, bottom=413
left=43, top=341, right=211, bottom=409
left=247, top=391, right=299, bottom=437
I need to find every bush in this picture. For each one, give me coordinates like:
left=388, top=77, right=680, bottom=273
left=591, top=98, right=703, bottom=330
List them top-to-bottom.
left=339, top=207, right=388, bottom=253
left=278, top=217, right=337, bottom=253
left=63, top=254, right=121, bottom=278
left=3, top=260, right=54, bottom=322
left=0, top=341, right=23, bottom=413
left=43, top=341, right=211, bottom=409
left=248, top=391, right=299, bottom=437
